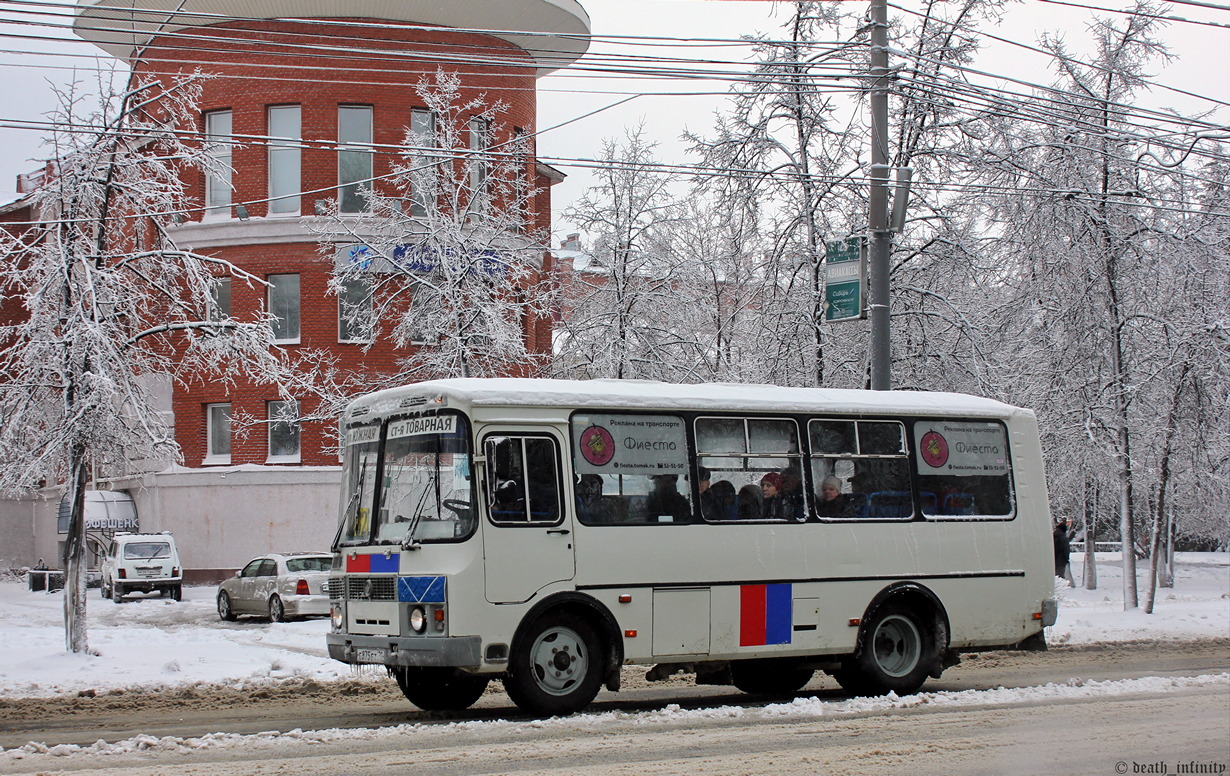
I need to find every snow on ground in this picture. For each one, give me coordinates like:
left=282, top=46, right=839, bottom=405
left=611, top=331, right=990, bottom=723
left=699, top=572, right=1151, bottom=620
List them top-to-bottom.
left=1049, top=552, right=1230, bottom=645
left=0, top=553, right=1225, bottom=699
left=0, top=553, right=1226, bottom=759
left=0, top=583, right=353, bottom=698
left=6, top=673, right=1228, bottom=761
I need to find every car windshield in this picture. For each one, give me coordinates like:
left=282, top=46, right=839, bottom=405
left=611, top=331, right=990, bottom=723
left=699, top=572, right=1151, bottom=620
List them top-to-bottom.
left=375, top=412, right=475, bottom=545
left=123, top=542, right=171, bottom=560
left=286, top=556, right=331, bottom=573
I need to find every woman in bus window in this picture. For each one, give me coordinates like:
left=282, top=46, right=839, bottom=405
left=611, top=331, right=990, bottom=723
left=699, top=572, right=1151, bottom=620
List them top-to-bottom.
left=760, top=472, right=783, bottom=519
left=815, top=475, right=854, bottom=518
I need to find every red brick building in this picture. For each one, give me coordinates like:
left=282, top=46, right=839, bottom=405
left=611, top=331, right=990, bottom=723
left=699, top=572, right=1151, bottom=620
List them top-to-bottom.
left=0, top=0, right=590, bottom=576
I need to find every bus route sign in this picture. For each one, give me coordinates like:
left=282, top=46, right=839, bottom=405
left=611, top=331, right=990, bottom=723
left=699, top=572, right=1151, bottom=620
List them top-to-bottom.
left=824, top=236, right=866, bottom=322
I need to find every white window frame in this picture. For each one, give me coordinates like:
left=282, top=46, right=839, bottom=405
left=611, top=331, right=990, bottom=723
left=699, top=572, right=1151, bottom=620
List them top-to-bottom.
left=267, top=105, right=302, bottom=216
left=338, top=105, right=373, bottom=214
left=409, top=108, right=437, bottom=218
left=204, top=110, right=233, bottom=219
left=468, top=116, right=489, bottom=215
left=267, top=273, right=301, bottom=344
left=338, top=276, right=374, bottom=344
left=208, top=277, right=231, bottom=323
left=267, top=399, right=301, bottom=463
left=205, top=403, right=232, bottom=465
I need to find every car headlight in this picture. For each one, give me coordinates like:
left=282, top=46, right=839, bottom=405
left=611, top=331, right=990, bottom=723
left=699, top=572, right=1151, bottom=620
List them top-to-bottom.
left=409, top=606, right=427, bottom=633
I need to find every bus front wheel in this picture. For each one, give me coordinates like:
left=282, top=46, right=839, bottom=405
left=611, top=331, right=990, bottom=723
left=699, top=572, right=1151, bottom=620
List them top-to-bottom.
left=836, top=601, right=934, bottom=696
left=505, top=613, right=603, bottom=716
left=392, top=667, right=490, bottom=711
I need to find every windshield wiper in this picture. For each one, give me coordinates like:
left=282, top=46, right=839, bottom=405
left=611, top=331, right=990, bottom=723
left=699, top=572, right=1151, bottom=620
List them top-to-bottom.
left=400, top=473, right=439, bottom=550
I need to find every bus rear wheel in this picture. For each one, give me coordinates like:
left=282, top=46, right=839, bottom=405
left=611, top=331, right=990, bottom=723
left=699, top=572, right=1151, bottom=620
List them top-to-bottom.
left=836, top=601, right=934, bottom=696
left=505, top=613, right=603, bottom=716
left=731, top=658, right=814, bottom=697
left=392, top=667, right=490, bottom=711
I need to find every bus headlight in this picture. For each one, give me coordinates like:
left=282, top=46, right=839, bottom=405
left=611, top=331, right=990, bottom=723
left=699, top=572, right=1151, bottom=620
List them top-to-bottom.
left=331, top=604, right=344, bottom=631
left=410, top=606, right=427, bottom=633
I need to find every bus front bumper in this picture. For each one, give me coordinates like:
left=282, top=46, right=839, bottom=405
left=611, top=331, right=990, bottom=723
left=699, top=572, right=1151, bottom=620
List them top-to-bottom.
left=327, top=633, right=482, bottom=668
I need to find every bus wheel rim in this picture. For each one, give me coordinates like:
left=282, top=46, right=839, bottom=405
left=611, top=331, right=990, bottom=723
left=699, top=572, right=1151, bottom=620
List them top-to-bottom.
left=872, top=614, right=921, bottom=678
left=528, top=626, right=587, bottom=696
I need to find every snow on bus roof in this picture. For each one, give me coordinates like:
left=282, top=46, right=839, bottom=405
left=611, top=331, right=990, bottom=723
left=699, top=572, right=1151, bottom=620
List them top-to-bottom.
left=349, top=378, right=1029, bottom=420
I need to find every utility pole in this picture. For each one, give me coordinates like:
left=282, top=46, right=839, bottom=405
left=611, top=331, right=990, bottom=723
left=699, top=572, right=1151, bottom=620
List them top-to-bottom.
left=867, top=0, right=892, bottom=390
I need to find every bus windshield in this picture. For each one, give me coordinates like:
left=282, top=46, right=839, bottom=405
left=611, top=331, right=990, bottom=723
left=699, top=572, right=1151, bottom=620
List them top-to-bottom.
left=374, top=412, right=475, bottom=546
left=338, top=423, right=381, bottom=546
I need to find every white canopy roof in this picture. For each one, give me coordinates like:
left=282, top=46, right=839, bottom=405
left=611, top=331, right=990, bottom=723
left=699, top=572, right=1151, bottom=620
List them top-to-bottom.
left=73, top=0, right=591, bottom=74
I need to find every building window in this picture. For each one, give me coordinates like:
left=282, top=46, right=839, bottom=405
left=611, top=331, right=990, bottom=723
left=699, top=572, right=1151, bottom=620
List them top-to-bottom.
left=268, top=105, right=301, bottom=215
left=338, top=106, right=373, bottom=213
left=409, top=108, right=436, bottom=218
left=204, top=110, right=233, bottom=217
left=468, top=117, right=489, bottom=214
left=512, top=126, right=530, bottom=231
left=268, top=273, right=300, bottom=343
left=208, top=277, right=231, bottom=322
left=338, top=277, right=373, bottom=343
left=267, top=399, right=301, bottom=462
left=206, top=403, right=231, bottom=463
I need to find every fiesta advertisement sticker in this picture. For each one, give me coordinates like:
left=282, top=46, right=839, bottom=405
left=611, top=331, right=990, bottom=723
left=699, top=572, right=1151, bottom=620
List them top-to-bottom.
left=572, top=414, right=688, bottom=475
left=913, top=421, right=1009, bottom=475
left=579, top=425, right=615, bottom=466
left=920, top=430, right=950, bottom=468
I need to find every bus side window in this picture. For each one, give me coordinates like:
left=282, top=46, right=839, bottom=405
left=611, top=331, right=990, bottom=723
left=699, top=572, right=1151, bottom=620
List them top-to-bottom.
left=695, top=416, right=803, bottom=522
left=810, top=420, right=912, bottom=520
left=912, top=420, right=1014, bottom=519
left=485, top=435, right=563, bottom=524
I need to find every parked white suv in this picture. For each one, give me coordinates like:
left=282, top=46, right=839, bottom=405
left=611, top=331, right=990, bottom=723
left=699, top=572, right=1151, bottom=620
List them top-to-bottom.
left=100, top=532, right=183, bottom=602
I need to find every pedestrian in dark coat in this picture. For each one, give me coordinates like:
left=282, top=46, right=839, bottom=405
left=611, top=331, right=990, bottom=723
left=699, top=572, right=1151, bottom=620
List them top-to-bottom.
left=1053, top=519, right=1074, bottom=585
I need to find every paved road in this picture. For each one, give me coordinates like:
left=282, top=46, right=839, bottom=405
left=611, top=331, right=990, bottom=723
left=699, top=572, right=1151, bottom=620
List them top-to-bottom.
left=2, top=639, right=1227, bottom=775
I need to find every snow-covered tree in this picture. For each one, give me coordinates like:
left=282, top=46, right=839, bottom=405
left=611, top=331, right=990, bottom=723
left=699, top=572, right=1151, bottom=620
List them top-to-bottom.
left=687, top=1, right=863, bottom=387
left=978, top=4, right=1230, bottom=607
left=0, top=71, right=312, bottom=652
left=312, top=71, right=552, bottom=382
left=554, top=126, right=683, bottom=380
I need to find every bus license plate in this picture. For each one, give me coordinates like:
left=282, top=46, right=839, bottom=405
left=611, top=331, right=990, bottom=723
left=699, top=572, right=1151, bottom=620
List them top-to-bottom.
left=355, top=648, right=387, bottom=664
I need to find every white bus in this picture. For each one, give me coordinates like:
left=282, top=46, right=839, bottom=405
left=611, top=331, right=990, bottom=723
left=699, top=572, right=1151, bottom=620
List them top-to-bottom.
left=327, top=378, right=1058, bottom=716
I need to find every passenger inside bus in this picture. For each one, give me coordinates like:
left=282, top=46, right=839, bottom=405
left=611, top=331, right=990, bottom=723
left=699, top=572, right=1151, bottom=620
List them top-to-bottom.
left=778, top=466, right=807, bottom=520
left=759, top=472, right=783, bottom=519
left=576, top=474, right=611, bottom=523
left=644, top=474, right=691, bottom=522
left=815, top=475, right=856, bottom=518
left=702, top=479, right=736, bottom=520
left=737, top=484, right=763, bottom=519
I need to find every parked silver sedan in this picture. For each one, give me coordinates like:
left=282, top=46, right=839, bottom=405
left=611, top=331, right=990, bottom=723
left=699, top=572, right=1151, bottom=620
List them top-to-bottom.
left=216, top=553, right=332, bottom=622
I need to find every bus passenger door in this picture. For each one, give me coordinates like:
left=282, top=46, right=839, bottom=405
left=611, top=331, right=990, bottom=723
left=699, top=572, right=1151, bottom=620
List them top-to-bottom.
left=481, top=430, right=576, bottom=604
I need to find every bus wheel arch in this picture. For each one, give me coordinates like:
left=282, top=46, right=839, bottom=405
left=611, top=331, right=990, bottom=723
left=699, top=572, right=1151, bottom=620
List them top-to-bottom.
left=836, top=583, right=950, bottom=697
left=505, top=593, right=623, bottom=715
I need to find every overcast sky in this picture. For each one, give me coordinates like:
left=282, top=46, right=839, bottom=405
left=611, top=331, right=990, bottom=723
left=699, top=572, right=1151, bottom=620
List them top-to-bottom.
left=1, top=0, right=1225, bottom=237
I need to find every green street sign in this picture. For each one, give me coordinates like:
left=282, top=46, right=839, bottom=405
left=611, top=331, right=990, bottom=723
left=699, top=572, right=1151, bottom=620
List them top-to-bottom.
left=824, top=237, right=865, bottom=322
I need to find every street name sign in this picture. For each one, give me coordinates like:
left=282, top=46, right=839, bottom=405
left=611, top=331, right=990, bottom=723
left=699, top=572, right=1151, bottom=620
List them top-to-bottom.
left=824, top=236, right=866, bottom=322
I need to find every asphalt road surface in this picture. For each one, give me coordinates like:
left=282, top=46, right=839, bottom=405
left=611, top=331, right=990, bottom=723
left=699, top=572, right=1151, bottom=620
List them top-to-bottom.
left=2, top=639, right=1227, bottom=775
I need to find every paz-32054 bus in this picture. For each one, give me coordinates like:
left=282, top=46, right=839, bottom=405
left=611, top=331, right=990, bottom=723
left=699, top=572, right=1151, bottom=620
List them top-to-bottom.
left=326, top=379, right=1058, bottom=715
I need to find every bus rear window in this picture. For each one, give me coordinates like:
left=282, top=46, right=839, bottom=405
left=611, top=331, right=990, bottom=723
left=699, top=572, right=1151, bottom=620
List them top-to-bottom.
left=913, top=420, right=1014, bottom=518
